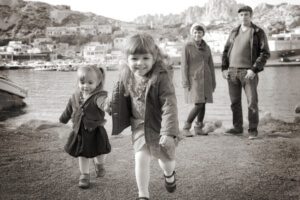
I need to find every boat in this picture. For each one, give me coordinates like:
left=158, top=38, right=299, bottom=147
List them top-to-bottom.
left=268, top=31, right=300, bottom=60
left=0, top=76, right=28, bottom=98
left=0, top=76, right=27, bottom=111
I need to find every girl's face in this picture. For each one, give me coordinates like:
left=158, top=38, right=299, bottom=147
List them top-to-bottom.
left=192, top=29, right=204, bottom=42
left=127, top=53, right=155, bottom=77
left=78, top=70, right=99, bottom=95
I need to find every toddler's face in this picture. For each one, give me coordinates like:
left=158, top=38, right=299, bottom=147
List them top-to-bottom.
left=127, top=53, right=155, bottom=77
left=78, top=71, right=99, bottom=95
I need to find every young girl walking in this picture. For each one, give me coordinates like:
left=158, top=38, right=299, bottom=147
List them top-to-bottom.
left=111, top=33, right=180, bottom=200
left=59, top=65, right=111, bottom=189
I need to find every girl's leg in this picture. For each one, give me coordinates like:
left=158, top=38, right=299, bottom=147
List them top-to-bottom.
left=135, top=146, right=151, bottom=198
left=93, top=154, right=107, bottom=177
left=94, top=154, right=107, bottom=164
left=78, top=156, right=90, bottom=174
left=78, top=157, right=90, bottom=189
left=158, top=159, right=175, bottom=183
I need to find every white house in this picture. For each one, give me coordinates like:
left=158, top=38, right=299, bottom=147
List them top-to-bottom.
left=113, top=37, right=126, bottom=49
left=83, top=42, right=112, bottom=62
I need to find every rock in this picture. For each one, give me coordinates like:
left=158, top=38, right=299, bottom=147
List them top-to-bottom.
left=295, top=104, right=300, bottom=113
left=260, top=111, right=273, bottom=125
left=294, top=116, right=300, bottom=123
left=18, top=119, right=71, bottom=139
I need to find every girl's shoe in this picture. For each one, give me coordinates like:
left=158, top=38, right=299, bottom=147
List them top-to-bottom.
left=94, top=163, right=106, bottom=177
left=164, top=171, right=176, bottom=193
left=78, top=173, right=90, bottom=189
left=136, top=197, right=149, bottom=200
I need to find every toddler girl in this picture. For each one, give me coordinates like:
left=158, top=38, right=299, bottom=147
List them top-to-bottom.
left=59, top=65, right=111, bottom=189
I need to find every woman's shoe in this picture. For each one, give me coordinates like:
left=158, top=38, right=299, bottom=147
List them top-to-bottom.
left=182, top=122, right=193, bottom=137
left=194, top=122, right=206, bottom=135
left=164, top=171, right=176, bottom=193
left=78, top=173, right=90, bottom=189
left=136, top=197, right=149, bottom=200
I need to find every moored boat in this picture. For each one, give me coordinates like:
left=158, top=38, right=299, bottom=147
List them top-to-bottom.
left=0, top=76, right=28, bottom=111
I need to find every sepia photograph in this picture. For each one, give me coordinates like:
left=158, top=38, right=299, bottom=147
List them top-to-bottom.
left=0, top=0, right=300, bottom=199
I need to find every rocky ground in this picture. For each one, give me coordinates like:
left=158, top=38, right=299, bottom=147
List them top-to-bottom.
left=0, top=118, right=299, bottom=200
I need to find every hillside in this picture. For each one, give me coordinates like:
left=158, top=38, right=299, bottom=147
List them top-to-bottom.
left=0, top=0, right=118, bottom=39
left=0, top=0, right=299, bottom=40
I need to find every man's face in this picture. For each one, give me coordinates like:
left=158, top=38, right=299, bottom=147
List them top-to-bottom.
left=238, top=11, right=252, bottom=26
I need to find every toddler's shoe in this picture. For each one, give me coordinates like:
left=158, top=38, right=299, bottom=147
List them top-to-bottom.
left=95, top=163, right=106, bottom=177
left=78, top=173, right=90, bottom=189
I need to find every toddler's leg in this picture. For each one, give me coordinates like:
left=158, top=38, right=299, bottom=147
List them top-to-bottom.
left=135, top=146, right=151, bottom=198
left=93, top=154, right=107, bottom=177
left=94, top=154, right=107, bottom=164
left=79, top=156, right=90, bottom=174
left=78, top=157, right=90, bottom=189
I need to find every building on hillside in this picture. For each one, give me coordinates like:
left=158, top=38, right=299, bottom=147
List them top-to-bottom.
left=97, top=25, right=113, bottom=34
left=46, top=26, right=80, bottom=37
left=113, top=37, right=126, bottom=49
left=6, top=41, right=29, bottom=55
left=82, top=42, right=112, bottom=62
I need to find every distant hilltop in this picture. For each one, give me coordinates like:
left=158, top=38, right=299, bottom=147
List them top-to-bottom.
left=0, top=0, right=300, bottom=40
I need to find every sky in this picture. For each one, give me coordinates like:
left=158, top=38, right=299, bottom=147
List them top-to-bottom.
left=26, top=0, right=300, bottom=22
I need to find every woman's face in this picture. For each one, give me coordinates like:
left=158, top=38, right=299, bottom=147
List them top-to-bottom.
left=192, top=29, right=204, bottom=42
left=127, top=53, right=155, bottom=77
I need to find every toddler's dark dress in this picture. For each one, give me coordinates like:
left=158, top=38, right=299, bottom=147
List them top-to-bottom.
left=59, top=89, right=111, bottom=158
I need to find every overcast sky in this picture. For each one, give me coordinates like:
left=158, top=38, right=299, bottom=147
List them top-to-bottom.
left=25, top=0, right=299, bottom=22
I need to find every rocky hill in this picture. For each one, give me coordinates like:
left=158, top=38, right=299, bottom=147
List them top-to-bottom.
left=0, top=0, right=118, bottom=39
left=0, top=0, right=299, bottom=40
left=134, top=0, right=300, bottom=32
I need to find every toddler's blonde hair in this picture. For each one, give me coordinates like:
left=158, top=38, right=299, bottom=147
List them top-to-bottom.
left=77, top=65, right=105, bottom=90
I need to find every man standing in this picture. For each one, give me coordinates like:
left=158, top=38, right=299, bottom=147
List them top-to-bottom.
left=221, top=5, right=270, bottom=139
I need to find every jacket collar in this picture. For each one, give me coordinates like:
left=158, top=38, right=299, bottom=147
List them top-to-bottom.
left=232, top=22, right=260, bottom=34
left=187, top=39, right=208, bottom=50
left=74, top=87, right=105, bottom=107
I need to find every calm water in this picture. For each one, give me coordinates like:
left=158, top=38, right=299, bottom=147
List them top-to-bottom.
left=1, top=67, right=300, bottom=131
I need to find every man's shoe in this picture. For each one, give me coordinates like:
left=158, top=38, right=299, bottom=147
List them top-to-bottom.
left=224, top=128, right=243, bottom=135
left=248, top=129, right=258, bottom=140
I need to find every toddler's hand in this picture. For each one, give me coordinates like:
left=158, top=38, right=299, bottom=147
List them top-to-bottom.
left=159, top=135, right=175, bottom=148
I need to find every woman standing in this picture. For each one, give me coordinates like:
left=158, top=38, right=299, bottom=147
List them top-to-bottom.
left=181, top=23, right=216, bottom=137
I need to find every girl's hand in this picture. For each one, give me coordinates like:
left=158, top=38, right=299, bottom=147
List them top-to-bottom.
left=159, top=135, right=175, bottom=148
